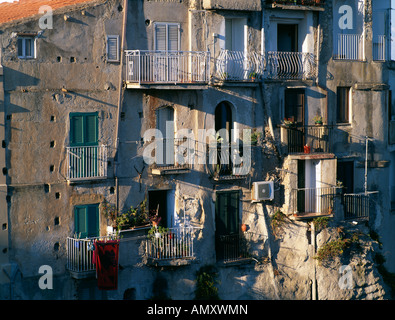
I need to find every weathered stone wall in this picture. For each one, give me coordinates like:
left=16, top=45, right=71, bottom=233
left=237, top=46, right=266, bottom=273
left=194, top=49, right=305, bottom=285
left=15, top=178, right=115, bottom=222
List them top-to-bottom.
left=0, top=0, right=393, bottom=300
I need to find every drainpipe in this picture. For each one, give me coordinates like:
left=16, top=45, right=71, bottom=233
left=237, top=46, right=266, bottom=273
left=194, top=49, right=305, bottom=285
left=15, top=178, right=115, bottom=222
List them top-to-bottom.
left=114, top=0, right=128, bottom=211
left=364, top=136, right=374, bottom=195
left=311, top=222, right=317, bottom=300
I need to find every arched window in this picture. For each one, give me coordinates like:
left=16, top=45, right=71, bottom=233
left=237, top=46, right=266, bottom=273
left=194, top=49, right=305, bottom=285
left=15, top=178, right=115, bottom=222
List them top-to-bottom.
left=215, top=101, right=232, bottom=137
left=214, top=102, right=233, bottom=176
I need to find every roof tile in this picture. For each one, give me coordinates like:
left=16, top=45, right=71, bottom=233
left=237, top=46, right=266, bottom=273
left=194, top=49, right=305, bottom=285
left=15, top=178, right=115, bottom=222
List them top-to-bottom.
left=0, top=0, right=98, bottom=25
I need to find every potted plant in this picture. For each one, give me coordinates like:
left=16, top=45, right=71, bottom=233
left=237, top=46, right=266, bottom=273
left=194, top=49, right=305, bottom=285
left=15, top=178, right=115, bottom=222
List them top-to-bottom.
left=221, top=72, right=229, bottom=81
left=248, top=72, right=257, bottom=81
left=313, top=115, right=323, bottom=125
left=283, top=117, right=296, bottom=127
left=101, top=201, right=118, bottom=228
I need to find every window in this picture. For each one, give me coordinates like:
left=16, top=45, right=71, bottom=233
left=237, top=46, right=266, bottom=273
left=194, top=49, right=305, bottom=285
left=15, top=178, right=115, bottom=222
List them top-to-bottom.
left=154, top=23, right=180, bottom=51
left=106, top=35, right=119, bottom=62
left=17, top=36, right=35, bottom=59
left=337, top=87, right=351, bottom=123
left=284, top=89, right=304, bottom=125
left=214, top=102, right=233, bottom=175
left=70, top=112, right=98, bottom=147
left=74, top=204, right=99, bottom=238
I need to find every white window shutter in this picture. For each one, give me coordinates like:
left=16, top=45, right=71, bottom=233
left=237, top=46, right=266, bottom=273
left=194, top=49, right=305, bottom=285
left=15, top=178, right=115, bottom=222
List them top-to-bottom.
left=155, top=23, right=180, bottom=51
left=155, top=24, right=167, bottom=51
left=168, top=24, right=179, bottom=51
left=107, top=35, right=119, bottom=62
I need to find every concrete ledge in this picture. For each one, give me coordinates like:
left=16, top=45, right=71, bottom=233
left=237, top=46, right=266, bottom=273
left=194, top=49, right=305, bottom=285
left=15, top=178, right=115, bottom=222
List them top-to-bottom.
left=203, top=0, right=261, bottom=11
left=146, top=257, right=196, bottom=267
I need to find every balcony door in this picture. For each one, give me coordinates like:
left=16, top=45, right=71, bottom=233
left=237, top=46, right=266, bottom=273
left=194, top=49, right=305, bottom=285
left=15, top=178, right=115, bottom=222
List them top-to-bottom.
left=223, top=18, right=247, bottom=80
left=154, top=22, right=180, bottom=82
left=278, top=24, right=298, bottom=53
left=285, top=89, right=305, bottom=153
left=156, top=106, right=174, bottom=167
left=297, top=160, right=322, bottom=213
left=148, top=189, right=176, bottom=228
left=215, top=190, right=240, bottom=261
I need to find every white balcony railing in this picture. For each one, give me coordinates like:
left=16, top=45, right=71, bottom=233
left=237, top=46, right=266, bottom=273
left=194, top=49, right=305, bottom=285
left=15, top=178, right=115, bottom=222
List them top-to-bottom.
left=334, top=34, right=363, bottom=60
left=373, top=35, right=387, bottom=61
left=125, top=50, right=210, bottom=84
left=215, top=50, right=264, bottom=81
left=266, top=51, right=317, bottom=80
left=66, top=145, right=108, bottom=181
left=146, top=226, right=197, bottom=260
left=66, top=235, right=117, bottom=277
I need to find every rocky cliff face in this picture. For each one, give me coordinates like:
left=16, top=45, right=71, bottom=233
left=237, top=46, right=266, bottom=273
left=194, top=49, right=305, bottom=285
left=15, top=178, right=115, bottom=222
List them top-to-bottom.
left=268, top=217, right=390, bottom=300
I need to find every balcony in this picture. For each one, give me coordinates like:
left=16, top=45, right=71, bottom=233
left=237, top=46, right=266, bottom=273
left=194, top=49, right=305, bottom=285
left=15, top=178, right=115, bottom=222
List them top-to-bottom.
left=266, top=0, right=325, bottom=11
left=334, top=34, right=363, bottom=61
left=373, top=35, right=387, bottom=61
left=125, top=50, right=210, bottom=88
left=214, top=50, right=264, bottom=82
left=266, top=52, right=317, bottom=80
left=280, top=125, right=333, bottom=155
left=150, top=137, right=193, bottom=175
left=206, top=143, right=252, bottom=181
left=66, top=145, right=108, bottom=181
left=291, top=187, right=337, bottom=219
left=343, top=193, right=370, bottom=220
left=145, top=226, right=198, bottom=266
left=216, top=232, right=267, bottom=265
left=66, top=235, right=114, bottom=279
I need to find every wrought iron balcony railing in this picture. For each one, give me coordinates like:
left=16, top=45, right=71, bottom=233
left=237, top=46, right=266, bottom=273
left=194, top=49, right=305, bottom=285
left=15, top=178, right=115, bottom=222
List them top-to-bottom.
left=266, top=0, right=325, bottom=7
left=125, top=50, right=210, bottom=85
left=215, top=50, right=264, bottom=81
left=266, top=51, right=317, bottom=80
left=280, top=124, right=333, bottom=154
left=151, top=137, right=193, bottom=174
left=206, top=142, right=252, bottom=180
left=66, top=145, right=108, bottom=181
left=291, top=187, right=336, bottom=215
left=343, top=193, right=370, bottom=220
left=146, top=226, right=197, bottom=261
left=216, top=232, right=268, bottom=263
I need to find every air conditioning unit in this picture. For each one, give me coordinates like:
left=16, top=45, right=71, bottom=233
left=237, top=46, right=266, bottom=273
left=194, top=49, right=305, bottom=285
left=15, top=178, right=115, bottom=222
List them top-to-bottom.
left=252, top=181, right=274, bottom=202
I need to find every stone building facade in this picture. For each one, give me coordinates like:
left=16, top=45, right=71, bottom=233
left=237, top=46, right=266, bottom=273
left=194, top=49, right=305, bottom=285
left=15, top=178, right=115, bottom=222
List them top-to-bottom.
left=0, top=0, right=394, bottom=300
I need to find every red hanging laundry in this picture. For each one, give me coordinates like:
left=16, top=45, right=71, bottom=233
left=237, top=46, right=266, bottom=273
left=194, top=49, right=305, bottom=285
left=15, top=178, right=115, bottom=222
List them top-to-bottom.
left=94, top=240, right=120, bottom=290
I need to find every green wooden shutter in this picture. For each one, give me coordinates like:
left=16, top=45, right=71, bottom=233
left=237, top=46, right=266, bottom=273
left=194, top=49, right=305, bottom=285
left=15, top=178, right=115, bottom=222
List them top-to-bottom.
left=70, top=113, right=98, bottom=147
left=85, top=114, right=98, bottom=146
left=70, top=115, right=84, bottom=146
left=74, top=204, right=99, bottom=238
left=87, top=204, right=99, bottom=237
left=75, top=206, right=88, bottom=238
